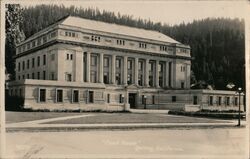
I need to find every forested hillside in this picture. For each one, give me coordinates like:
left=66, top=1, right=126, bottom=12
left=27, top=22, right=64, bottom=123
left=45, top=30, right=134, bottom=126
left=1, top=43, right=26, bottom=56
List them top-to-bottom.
left=6, top=4, right=245, bottom=90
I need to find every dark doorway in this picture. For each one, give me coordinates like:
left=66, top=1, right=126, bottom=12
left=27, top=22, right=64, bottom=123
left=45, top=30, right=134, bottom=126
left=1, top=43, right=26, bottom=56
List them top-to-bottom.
left=129, top=93, right=137, bottom=109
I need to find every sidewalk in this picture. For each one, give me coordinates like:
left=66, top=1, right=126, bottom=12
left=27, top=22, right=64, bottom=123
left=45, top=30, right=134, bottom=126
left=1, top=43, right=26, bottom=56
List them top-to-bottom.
left=6, top=112, right=246, bottom=132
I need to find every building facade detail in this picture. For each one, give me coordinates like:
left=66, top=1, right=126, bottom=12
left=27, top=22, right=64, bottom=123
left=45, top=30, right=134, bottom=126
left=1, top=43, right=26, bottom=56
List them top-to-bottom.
left=8, top=16, right=243, bottom=111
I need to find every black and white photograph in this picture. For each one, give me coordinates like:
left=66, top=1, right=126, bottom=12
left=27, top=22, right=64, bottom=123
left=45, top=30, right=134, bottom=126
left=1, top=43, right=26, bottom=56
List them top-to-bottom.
left=0, top=0, right=249, bottom=158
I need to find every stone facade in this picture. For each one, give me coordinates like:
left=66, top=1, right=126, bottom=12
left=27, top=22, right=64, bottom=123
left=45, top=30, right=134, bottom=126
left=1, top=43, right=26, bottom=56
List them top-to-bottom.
left=8, top=16, right=243, bottom=111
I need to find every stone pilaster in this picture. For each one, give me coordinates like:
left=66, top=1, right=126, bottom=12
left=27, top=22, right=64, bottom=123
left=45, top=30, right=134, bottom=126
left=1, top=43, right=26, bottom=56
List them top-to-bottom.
left=86, top=52, right=91, bottom=82
left=99, top=53, right=103, bottom=83
left=111, top=54, right=116, bottom=84
left=123, top=56, right=128, bottom=85
left=134, top=57, right=139, bottom=85
left=145, top=59, right=149, bottom=87
left=155, top=60, right=159, bottom=88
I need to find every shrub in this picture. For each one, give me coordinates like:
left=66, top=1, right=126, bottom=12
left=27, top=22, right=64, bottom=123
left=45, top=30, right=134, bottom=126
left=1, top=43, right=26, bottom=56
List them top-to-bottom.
left=5, top=95, right=24, bottom=111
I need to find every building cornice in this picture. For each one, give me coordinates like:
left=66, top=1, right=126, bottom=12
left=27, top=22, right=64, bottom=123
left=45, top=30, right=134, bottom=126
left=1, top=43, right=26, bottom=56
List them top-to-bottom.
left=15, top=39, right=192, bottom=61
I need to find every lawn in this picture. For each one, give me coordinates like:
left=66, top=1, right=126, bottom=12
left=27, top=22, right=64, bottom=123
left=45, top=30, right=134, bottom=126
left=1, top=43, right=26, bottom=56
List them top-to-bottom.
left=5, top=111, right=84, bottom=123
left=42, top=113, right=229, bottom=124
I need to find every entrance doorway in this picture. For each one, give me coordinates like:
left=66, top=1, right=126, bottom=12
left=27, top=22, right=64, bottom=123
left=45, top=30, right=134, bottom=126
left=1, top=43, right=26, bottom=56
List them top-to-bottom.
left=129, top=93, right=137, bottom=109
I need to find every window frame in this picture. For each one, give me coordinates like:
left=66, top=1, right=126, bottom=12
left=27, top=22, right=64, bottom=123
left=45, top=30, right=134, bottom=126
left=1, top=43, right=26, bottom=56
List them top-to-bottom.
left=38, top=88, right=46, bottom=102
left=56, top=89, right=63, bottom=103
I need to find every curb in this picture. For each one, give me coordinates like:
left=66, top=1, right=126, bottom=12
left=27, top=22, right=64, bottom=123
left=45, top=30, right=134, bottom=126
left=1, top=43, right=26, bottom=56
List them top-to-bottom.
left=6, top=123, right=245, bottom=132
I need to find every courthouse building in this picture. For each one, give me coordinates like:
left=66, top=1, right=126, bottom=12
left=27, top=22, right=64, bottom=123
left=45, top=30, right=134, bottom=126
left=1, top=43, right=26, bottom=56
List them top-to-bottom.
left=8, top=16, right=243, bottom=111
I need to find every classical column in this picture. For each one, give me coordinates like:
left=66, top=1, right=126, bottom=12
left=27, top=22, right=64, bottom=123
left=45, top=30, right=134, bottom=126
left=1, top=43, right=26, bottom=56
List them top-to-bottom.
left=74, top=51, right=83, bottom=82
left=86, top=52, right=91, bottom=82
left=99, top=53, right=104, bottom=83
left=111, top=54, right=116, bottom=84
left=123, top=56, right=128, bottom=85
left=134, top=57, right=139, bottom=85
left=145, top=59, right=149, bottom=87
left=155, top=60, right=159, bottom=88
left=165, top=61, right=169, bottom=87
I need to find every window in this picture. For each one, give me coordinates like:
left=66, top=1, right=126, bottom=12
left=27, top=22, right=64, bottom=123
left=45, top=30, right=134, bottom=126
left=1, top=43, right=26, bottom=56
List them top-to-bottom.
left=50, top=31, right=57, bottom=38
left=91, top=35, right=100, bottom=42
left=43, top=36, right=47, bottom=43
left=37, top=38, right=41, bottom=45
left=116, top=39, right=125, bottom=45
left=32, top=41, right=36, bottom=47
left=27, top=43, right=30, bottom=50
left=139, top=43, right=147, bottom=49
left=160, top=45, right=167, bottom=51
left=51, top=54, right=55, bottom=61
left=67, top=54, right=69, bottom=60
left=70, top=54, right=73, bottom=60
left=43, top=55, right=46, bottom=65
left=37, top=56, right=40, bottom=66
left=91, top=56, right=97, bottom=66
left=104, top=57, right=109, bottom=67
left=32, top=58, right=35, bottom=68
left=116, top=59, right=121, bottom=68
left=27, top=60, right=30, bottom=69
left=128, top=60, right=132, bottom=70
left=22, top=61, right=25, bottom=70
left=139, top=61, right=143, bottom=71
left=18, top=62, right=20, bottom=71
left=149, top=62, right=153, bottom=72
left=159, top=63, right=164, bottom=73
left=181, top=66, right=186, bottom=72
left=43, top=71, right=46, bottom=80
left=91, top=71, right=97, bottom=83
left=37, top=72, right=40, bottom=79
left=50, top=72, right=55, bottom=80
left=104, top=72, right=109, bottom=84
left=32, top=73, right=35, bottom=79
left=66, top=73, right=72, bottom=82
left=116, top=73, right=121, bottom=85
left=27, top=74, right=29, bottom=79
left=127, top=74, right=132, bottom=85
left=138, top=74, right=143, bottom=86
left=22, top=75, right=25, bottom=79
left=149, top=75, right=153, bottom=87
left=18, top=76, right=20, bottom=80
left=159, top=76, right=163, bottom=87
left=181, top=82, right=185, bottom=89
left=19, top=89, right=22, bottom=97
left=39, top=89, right=46, bottom=102
left=56, top=89, right=63, bottom=102
left=72, top=90, right=79, bottom=103
left=88, top=91, right=94, bottom=103
left=107, top=94, right=110, bottom=103
left=119, top=94, right=123, bottom=103
left=142, top=95, right=145, bottom=104
left=152, top=95, right=155, bottom=104
left=172, top=96, right=176, bottom=102
left=193, top=96, right=198, bottom=105
left=209, top=96, right=213, bottom=106
left=218, top=96, right=222, bottom=105
left=226, top=97, right=230, bottom=106
left=234, top=97, right=238, bottom=106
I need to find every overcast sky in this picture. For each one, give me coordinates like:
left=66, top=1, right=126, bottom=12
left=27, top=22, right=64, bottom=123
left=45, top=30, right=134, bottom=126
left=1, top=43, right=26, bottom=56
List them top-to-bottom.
left=18, top=0, right=249, bottom=25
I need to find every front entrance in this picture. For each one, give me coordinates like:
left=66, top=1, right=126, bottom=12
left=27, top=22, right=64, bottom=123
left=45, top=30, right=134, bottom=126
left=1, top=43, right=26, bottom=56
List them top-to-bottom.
left=129, top=93, right=137, bottom=109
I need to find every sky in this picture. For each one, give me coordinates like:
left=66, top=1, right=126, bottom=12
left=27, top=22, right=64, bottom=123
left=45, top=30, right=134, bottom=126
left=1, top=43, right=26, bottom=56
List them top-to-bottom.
left=8, top=0, right=250, bottom=25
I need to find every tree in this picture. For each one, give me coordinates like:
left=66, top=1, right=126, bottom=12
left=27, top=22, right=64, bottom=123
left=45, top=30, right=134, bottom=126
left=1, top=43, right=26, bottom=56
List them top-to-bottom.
left=5, top=4, right=25, bottom=80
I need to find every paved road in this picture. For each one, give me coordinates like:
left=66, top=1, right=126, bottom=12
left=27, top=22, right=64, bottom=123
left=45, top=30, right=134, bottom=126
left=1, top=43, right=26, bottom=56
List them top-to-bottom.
left=5, top=128, right=248, bottom=159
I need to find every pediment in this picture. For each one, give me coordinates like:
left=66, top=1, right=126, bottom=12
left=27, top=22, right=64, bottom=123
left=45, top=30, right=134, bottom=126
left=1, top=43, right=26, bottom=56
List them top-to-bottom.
left=126, top=84, right=140, bottom=89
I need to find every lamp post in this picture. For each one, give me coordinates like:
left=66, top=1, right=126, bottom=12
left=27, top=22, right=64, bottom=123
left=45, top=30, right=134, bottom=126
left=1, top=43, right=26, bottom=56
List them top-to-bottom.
left=237, top=87, right=243, bottom=126
left=144, top=95, right=147, bottom=109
